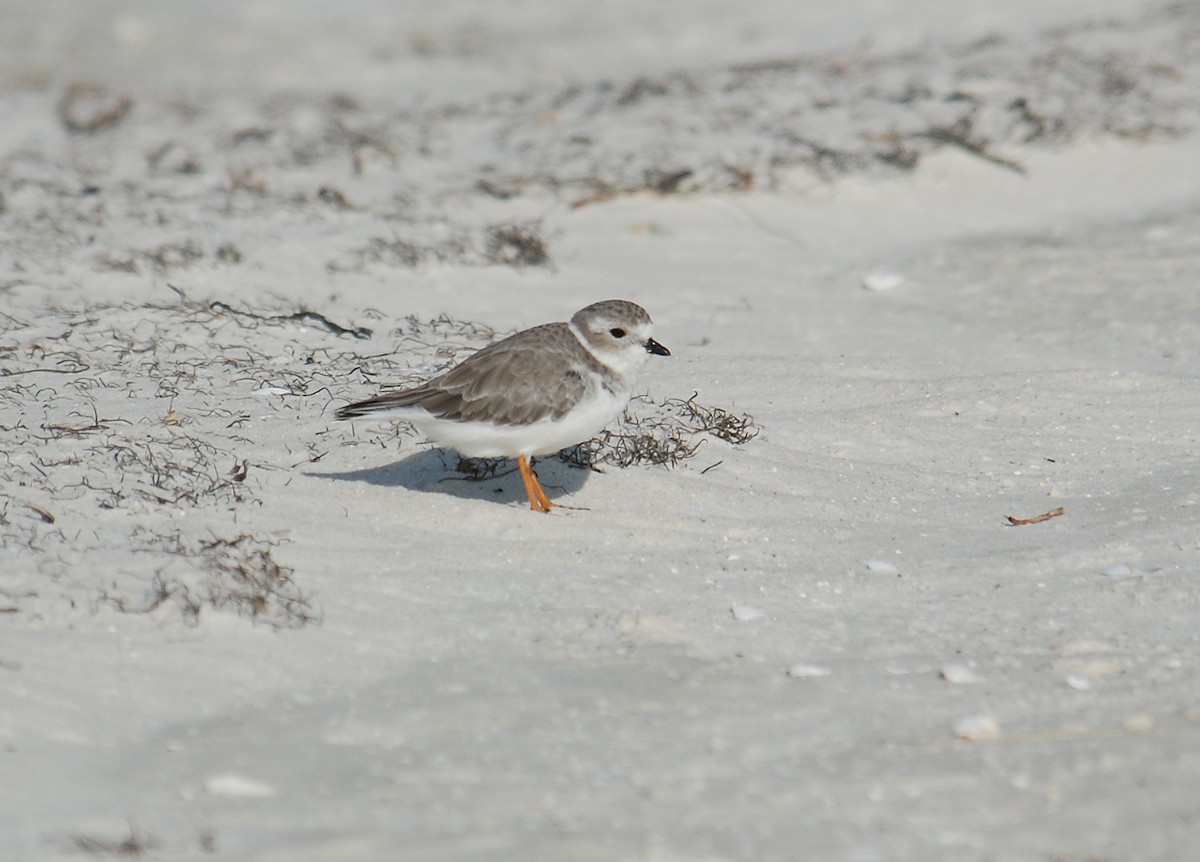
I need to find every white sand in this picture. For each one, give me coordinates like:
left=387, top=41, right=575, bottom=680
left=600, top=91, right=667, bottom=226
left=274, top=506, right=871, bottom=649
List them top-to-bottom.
left=3, top=2, right=1200, bottom=859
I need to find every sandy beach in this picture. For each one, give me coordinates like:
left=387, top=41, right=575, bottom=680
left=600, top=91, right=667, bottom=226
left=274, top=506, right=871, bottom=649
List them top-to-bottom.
left=3, top=2, right=1200, bottom=859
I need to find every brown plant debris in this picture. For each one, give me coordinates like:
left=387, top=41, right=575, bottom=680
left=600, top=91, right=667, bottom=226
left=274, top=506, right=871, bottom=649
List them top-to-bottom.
left=58, top=83, right=133, bottom=133
left=485, top=222, right=551, bottom=267
left=209, top=301, right=373, bottom=340
left=1006, top=506, right=1066, bottom=526
left=101, top=531, right=319, bottom=629
left=71, top=824, right=158, bottom=857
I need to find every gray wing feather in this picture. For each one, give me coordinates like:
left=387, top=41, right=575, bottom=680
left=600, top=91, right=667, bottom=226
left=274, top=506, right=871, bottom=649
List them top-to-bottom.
left=336, top=323, right=596, bottom=426
left=422, top=325, right=591, bottom=425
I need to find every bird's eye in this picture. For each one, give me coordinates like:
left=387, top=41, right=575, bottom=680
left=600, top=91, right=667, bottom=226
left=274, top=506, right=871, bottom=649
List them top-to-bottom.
left=609, top=327, right=627, bottom=338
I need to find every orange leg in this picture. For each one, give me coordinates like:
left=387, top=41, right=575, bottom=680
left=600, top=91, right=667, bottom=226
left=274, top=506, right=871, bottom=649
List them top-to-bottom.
left=518, top=454, right=558, bottom=513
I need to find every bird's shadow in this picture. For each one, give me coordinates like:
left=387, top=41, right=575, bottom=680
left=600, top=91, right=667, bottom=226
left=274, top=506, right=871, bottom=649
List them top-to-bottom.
left=307, top=449, right=591, bottom=508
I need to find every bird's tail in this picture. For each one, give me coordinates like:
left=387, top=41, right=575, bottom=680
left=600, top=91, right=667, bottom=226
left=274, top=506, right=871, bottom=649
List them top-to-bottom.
left=334, top=389, right=427, bottom=420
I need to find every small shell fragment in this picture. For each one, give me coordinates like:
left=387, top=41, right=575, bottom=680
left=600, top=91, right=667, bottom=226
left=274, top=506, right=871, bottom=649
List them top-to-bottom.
left=862, top=271, right=905, bottom=292
left=787, top=663, right=832, bottom=678
left=940, top=664, right=983, bottom=685
left=953, top=713, right=1001, bottom=742
left=202, top=773, right=277, bottom=799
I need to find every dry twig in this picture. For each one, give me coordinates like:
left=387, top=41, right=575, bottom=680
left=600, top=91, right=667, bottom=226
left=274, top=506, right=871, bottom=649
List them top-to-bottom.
left=1006, top=506, right=1065, bottom=526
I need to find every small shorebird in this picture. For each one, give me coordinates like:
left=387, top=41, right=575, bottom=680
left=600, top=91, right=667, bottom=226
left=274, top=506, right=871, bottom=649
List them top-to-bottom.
left=335, top=300, right=670, bottom=512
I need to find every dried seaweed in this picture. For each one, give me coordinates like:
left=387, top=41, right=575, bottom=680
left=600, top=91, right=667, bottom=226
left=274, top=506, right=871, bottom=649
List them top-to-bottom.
left=4, top=8, right=1195, bottom=284
left=57, top=83, right=133, bottom=134
left=485, top=222, right=551, bottom=267
left=0, top=292, right=355, bottom=625
left=209, top=301, right=373, bottom=339
left=560, top=392, right=760, bottom=470
left=97, top=530, right=318, bottom=629
left=71, top=824, right=157, bottom=856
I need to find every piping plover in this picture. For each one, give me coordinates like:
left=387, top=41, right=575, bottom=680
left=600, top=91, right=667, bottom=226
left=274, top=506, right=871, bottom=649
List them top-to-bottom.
left=335, top=300, right=670, bottom=512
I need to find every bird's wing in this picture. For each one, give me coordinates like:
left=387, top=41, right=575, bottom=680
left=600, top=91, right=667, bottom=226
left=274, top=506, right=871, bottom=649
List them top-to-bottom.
left=335, top=323, right=599, bottom=426
left=419, top=324, right=595, bottom=426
